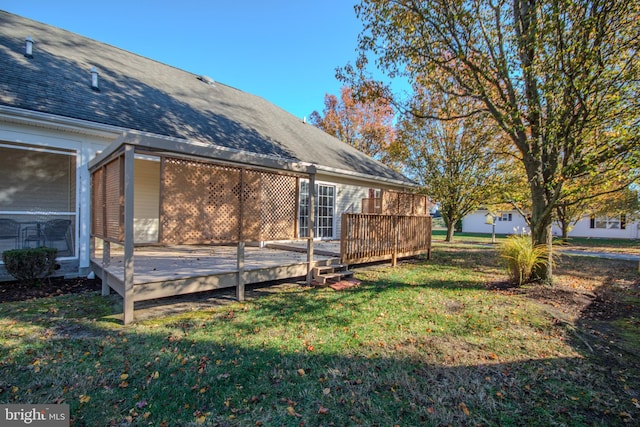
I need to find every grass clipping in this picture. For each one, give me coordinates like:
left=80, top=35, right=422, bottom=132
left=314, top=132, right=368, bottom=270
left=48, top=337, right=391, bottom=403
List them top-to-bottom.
left=499, top=235, right=549, bottom=286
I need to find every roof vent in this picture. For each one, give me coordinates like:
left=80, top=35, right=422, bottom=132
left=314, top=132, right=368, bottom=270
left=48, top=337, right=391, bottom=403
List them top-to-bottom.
left=24, top=36, right=33, bottom=58
left=90, top=67, right=100, bottom=91
left=197, top=75, right=215, bottom=87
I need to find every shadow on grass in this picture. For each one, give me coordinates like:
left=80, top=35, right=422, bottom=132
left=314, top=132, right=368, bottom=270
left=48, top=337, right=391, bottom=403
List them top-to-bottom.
left=1, top=249, right=638, bottom=426
left=0, top=314, right=636, bottom=427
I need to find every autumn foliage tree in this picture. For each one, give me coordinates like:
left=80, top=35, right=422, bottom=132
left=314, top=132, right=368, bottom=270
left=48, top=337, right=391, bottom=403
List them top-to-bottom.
left=342, top=0, right=640, bottom=281
left=309, top=86, right=397, bottom=165
left=397, top=89, right=514, bottom=242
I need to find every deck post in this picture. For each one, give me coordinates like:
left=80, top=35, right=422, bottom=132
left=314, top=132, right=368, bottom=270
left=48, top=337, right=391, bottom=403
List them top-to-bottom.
left=122, top=145, right=135, bottom=324
left=306, top=173, right=316, bottom=285
left=101, top=239, right=111, bottom=296
left=237, top=241, right=245, bottom=301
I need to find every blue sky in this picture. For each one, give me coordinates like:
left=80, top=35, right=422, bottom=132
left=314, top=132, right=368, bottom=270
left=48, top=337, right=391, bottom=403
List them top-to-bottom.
left=0, top=1, right=365, bottom=119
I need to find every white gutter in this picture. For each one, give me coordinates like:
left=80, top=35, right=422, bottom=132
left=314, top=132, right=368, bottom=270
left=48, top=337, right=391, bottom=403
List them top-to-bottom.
left=0, top=105, right=124, bottom=139
left=89, top=130, right=317, bottom=175
left=313, top=163, right=419, bottom=190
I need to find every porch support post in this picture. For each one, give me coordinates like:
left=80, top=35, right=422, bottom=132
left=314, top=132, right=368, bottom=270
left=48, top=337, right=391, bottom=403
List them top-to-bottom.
left=122, top=145, right=135, bottom=324
left=306, top=172, right=316, bottom=285
left=101, top=239, right=111, bottom=296
left=237, top=241, right=245, bottom=301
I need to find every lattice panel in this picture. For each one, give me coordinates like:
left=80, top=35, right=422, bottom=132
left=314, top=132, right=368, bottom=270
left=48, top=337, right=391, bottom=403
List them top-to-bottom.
left=104, top=157, right=122, bottom=241
left=160, top=157, right=298, bottom=244
left=162, top=158, right=201, bottom=242
left=162, top=159, right=234, bottom=243
left=205, top=165, right=242, bottom=241
left=91, top=168, right=104, bottom=237
left=241, top=171, right=261, bottom=241
left=258, top=172, right=297, bottom=240
left=381, top=190, right=428, bottom=216
left=381, top=191, right=400, bottom=215
left=397, top=192, right=414, bottom=215
left=414, top=195, right=428, bottom=215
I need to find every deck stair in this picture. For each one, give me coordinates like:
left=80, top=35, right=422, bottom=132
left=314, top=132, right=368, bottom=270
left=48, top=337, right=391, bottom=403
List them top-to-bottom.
left=312, top=261, right=353, bottom=286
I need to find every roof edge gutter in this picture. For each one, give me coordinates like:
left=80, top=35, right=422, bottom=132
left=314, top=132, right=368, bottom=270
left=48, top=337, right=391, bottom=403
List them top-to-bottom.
left=0, top=105, right=125, bottom=139
left=89, top=130, right=317, bottom=175
left=313, top=163, right=419, bottom=190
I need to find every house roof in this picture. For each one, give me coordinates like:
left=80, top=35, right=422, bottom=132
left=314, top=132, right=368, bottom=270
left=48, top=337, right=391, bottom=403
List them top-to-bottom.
left=0, top=11, right=415, bottom=188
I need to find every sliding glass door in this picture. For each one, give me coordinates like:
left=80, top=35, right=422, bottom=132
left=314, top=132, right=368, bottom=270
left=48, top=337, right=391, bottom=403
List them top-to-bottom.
left=299, top=181, right=335, bottom=239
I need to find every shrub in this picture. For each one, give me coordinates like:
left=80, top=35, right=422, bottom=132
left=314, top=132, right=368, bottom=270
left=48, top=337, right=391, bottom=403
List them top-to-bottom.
left=499, top=235, right=550, bottom=286
left=2, top=247, right=58, bottom=284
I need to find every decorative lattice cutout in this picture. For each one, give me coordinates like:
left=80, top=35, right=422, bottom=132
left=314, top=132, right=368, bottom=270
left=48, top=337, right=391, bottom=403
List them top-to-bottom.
left=104, top=157, right=122, bottom=241
left=160, top=158, right=298, bottom=244
left=91, top=168, right=104, bottom=237
left=259, top=172, right=297, bottom=240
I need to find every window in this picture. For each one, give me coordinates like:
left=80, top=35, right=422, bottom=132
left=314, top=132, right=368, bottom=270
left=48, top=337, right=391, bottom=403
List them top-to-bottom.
left=0, top=144, right=76, bottom=257
left=299, top=181, right=335, bottom=238
left=498, top=213, right=513, bottom=221
left=590, top=215, right=626, bottom=230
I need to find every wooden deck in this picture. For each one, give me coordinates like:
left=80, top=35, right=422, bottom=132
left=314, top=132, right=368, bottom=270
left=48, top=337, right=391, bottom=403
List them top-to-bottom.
left=91, top=243, right=338, bottom=323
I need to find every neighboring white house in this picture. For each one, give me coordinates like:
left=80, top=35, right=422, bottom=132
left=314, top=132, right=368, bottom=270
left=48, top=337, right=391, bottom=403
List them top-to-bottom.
left=462, top=209, right=640, bottom=239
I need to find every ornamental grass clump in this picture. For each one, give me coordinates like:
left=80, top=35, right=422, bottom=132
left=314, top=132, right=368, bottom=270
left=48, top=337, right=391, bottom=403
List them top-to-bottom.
left=499, top=235, right=548, bottom=286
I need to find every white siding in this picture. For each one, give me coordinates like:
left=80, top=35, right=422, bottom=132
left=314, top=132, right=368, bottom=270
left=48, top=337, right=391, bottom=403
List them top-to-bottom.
left=133, top=158, right=160, bottom=243
left=335, top=184, right=369, bottom=239
left=463, top=209, right=640, bottom=239
left=462, top=210, right=530, bottom=235
left=554, top=216, right=640, bottom=239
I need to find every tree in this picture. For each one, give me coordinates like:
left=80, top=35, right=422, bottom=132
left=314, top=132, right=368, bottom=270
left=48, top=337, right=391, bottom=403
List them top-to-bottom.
left=341, top=0, right=640, bottom=281
left=309, top=86, right=397, bottom=165
left=396, top=87, right=514, bottom=241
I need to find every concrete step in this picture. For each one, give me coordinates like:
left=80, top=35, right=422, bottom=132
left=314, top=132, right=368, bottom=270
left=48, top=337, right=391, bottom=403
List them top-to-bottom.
left=313, top=263, right=348, bottom=276
left=312, top=268, right=354, bottom=286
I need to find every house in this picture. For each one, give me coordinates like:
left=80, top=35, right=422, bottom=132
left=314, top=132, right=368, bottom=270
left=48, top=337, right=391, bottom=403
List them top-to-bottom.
left=0, top=11, right=431, bottom=321
left=462, top=209, right=639, bottom=239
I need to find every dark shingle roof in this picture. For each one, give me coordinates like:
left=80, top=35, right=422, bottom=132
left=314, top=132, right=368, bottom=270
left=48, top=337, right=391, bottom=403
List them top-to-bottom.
left=0, top=11, right=413, bottom=185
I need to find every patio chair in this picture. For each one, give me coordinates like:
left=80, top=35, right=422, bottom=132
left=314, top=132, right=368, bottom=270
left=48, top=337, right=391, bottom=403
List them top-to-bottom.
left=0, top=219, right=20, bottom=250
left=42, top=219, right=73, bottom=256
left=22, top=224, right=44, bottom=248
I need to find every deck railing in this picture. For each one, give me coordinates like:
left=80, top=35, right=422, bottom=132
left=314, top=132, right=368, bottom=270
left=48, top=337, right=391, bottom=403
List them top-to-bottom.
left=340, top=213, right=432, bottom=265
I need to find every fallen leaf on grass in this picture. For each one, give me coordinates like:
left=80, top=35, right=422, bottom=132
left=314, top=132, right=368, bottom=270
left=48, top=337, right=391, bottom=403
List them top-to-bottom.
left=297, top=369, right=306, bottom=377
left=79, top=395, right=90, bottom=403
left=459, top=402, right=470, bottom=416
left=286, top=406, right=302, bottom=417
left=318, top=406, right=329, bottom=415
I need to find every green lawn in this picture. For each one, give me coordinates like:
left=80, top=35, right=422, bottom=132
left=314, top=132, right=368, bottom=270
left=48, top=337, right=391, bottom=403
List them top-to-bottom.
left=433, top=229, right=640, bottom=255
left=1, top=247, right=638, bottom=426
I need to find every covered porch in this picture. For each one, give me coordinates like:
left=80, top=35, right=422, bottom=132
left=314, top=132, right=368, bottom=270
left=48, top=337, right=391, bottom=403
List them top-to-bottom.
left=89, top=132, right=431, bottom=324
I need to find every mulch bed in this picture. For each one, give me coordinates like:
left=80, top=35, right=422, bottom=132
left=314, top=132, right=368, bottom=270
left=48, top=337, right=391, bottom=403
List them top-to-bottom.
left=0, top=276, right=102, bottom=303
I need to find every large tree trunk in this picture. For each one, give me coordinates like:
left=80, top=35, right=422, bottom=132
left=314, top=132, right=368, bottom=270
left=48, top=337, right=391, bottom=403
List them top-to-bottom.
left=529, top=182, right=555, bottom=283
left=442, top=214, right=456, bottom=242
left=560, top=222, right=569, bottom=241
left=445, top=223, right=455, bottom=242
